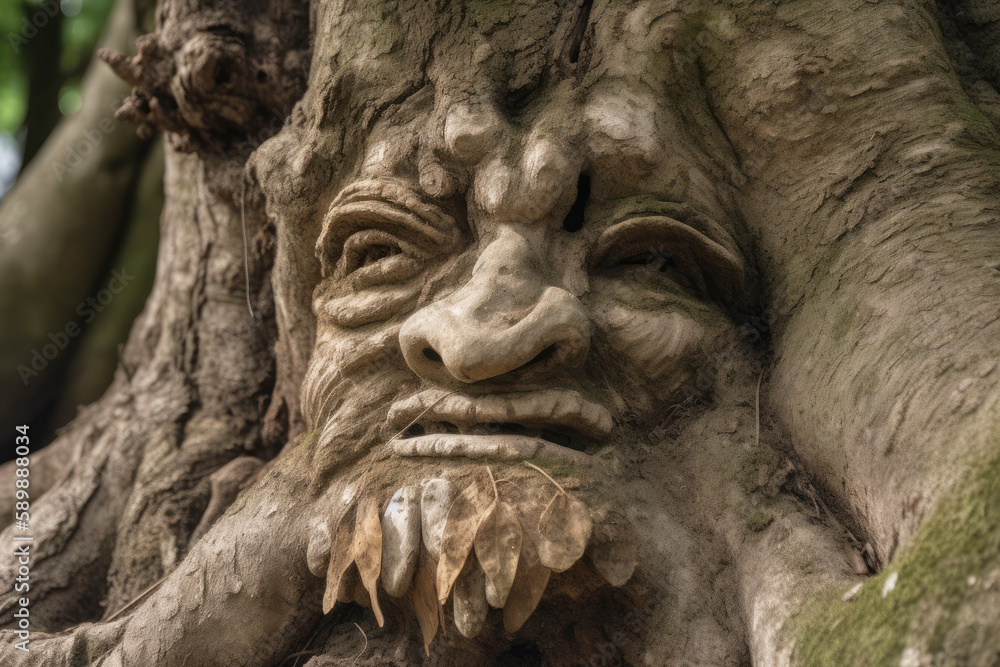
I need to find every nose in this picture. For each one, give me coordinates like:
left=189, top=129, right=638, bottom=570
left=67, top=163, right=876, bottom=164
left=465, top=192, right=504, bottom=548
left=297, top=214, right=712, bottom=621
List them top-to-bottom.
left=399, top=227, right=590, bottom=384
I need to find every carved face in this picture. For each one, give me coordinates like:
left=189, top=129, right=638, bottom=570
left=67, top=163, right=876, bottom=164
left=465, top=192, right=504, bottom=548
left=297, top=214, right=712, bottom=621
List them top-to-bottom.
left=259, top=1, right=755, bottom=650
left=290, top=70, right=750, bottom=635
left=301, top=87, right=747, bottom=466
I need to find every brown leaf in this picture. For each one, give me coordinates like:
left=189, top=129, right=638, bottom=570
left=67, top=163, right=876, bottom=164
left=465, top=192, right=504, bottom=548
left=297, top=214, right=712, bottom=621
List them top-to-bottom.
left=436, top=477, right=491, bottom=604
left=421, top=478, right=458, bottom=561
left=536, top=492, right=592, bottom=572
left=353, top=496, right=384, bottom=626
left=474, top=500, right=521, bottom=608
left=322, top=513, right=356, bottom=613
left=503, top=527, right=551, bottom=633
left=413, top=548, right=440, bottom=656
left=453, top=551, right=488, bottom=638
left=338, top=564, right=360, bottom=604
left=350, top=568, right=370, bottom=607
left=437, top=593, right=447, bottom=628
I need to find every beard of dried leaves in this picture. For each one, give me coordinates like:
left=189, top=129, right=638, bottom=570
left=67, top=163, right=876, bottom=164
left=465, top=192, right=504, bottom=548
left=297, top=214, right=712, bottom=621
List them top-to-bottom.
left=299, top=343, right=640, bottom=653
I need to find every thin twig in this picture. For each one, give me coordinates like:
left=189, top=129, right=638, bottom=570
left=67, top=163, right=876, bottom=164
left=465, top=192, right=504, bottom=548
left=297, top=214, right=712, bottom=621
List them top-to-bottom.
left=241, top=177, right=256, bottom=320
left=755, top=370, right=762, bottom=448
left=386, top=390, right=459, bottom=442
left=523, top=461, right=565, bottom=494
left=486, top=465, right=497, bottom=500
left=105, top=576, right=167, bottom=621
left=353, top=622, right=368, bottom=661
left=281, top=649, right=318, bottom=667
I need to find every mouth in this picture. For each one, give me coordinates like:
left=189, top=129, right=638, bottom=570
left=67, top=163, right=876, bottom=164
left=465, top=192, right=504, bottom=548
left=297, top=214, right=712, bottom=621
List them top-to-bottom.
left=386, top=389, right=613, bottom=463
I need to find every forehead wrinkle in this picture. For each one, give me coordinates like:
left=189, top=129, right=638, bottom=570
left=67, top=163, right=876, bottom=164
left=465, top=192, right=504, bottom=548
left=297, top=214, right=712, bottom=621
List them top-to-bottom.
left=465, top=108, right=585, bottom=232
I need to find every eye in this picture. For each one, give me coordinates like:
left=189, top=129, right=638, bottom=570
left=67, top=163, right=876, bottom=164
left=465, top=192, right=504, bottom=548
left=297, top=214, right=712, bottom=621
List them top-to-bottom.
left=316, top=179, right=463, bottom=288
left=592, top=216, right=746, bottom=303
left=595, top=228, right=705, bottom=293
left=335, top=229, right=422, bottom=285
left=342, top=234, right=403, bottom=275
left=607, top=244, right=704, bottom=294
left=618, top=250, right=678, bottom=272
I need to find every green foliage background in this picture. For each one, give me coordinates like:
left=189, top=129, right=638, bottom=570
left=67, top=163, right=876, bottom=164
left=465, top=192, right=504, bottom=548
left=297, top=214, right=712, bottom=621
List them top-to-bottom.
left=0, top=0, right=115, bottom=143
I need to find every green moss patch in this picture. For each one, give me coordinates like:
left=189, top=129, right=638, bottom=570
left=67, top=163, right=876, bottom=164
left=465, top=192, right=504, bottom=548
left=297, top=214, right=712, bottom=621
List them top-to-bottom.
left=787, top=428, right=1000, bottom=664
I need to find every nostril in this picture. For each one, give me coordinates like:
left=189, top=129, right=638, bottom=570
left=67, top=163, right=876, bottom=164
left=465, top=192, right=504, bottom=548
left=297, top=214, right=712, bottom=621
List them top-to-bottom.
left=562, top=174, right=590, bottom=233
left=509, top=343, right=559, bottom=375
left=530, top=343, right=559, bottom=365
left=423, top=348, right=442, bottom=363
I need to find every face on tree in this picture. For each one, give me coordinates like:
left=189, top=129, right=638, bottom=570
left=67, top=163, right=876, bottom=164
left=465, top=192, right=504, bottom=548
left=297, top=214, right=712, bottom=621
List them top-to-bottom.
left=9, top=0, right=999, bottom=664
left=289, top=24, right=752, bottom=639
left=303, top=99, right=747, bottom=454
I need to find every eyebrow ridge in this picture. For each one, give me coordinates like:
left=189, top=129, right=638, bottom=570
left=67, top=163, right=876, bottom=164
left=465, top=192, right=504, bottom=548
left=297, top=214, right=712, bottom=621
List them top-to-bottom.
left=316, top=178, right=460, bottom=270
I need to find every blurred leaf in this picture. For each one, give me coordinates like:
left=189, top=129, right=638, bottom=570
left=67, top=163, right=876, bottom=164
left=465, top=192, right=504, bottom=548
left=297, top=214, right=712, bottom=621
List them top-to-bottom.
left=0, top=0, right=116, bottom=138
left=61, top=0, right=115, bottom=72
left=0, top=72, right=27, bottom=134
left=57, top=80, right=80, bottom=114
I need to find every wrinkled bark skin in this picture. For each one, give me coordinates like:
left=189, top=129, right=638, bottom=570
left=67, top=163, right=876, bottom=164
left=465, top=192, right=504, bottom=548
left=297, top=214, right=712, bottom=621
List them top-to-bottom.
left=0, top=0, right=307, bottom=635
left=1, top=1, right=998, bottom=666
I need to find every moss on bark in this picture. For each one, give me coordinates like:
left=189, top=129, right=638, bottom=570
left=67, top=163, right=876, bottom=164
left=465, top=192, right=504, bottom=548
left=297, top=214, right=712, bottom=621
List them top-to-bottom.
left=788, top=416, right=1000, bottom=665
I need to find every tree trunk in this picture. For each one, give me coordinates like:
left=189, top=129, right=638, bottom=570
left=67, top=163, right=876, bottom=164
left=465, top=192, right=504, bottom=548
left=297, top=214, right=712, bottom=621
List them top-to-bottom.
left=0, top=0, right=159, bottom=447
left=1, top=1, right=999, bottom=665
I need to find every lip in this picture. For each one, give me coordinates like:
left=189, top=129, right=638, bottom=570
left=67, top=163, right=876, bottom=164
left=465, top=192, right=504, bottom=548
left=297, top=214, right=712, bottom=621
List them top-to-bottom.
left=386, top=388, right=613, bottom=463
left=388, top=388, right=614, bottom=440
left=388, top=433, right=595, bottom=465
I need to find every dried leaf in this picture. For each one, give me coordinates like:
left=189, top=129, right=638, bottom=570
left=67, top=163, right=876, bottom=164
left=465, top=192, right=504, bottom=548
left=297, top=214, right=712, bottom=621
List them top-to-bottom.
left=436, top=478, right=491, bottom=604
left=381, top=486, right=422, bottom=597
left=537, top=492, right=592, bottom=572
left=353, top=496, right=384, bottom=626
left=475, top=500, right=521, bottom=608
left=585, top=511, right=637, bottom=587
left=322, top=513, right=356, bottom=613
left=503, top=528, right=551, bottom=633
left=412, top=549, right=439, bottom=656
left=453, top=552, right=488, bottom=638
left=338, top=564, right=360, bottom=604
left=351, top=570, right=370, bottom=607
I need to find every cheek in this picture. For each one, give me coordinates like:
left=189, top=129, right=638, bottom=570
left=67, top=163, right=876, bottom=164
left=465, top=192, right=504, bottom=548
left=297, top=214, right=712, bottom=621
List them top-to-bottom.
left=315, top=282, right=422, bottom=327
left=593, top=304, right=708, bottom=383
left=599, top=306, right=706, bottom=381
left=301, top=323, right=412, bottom=429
